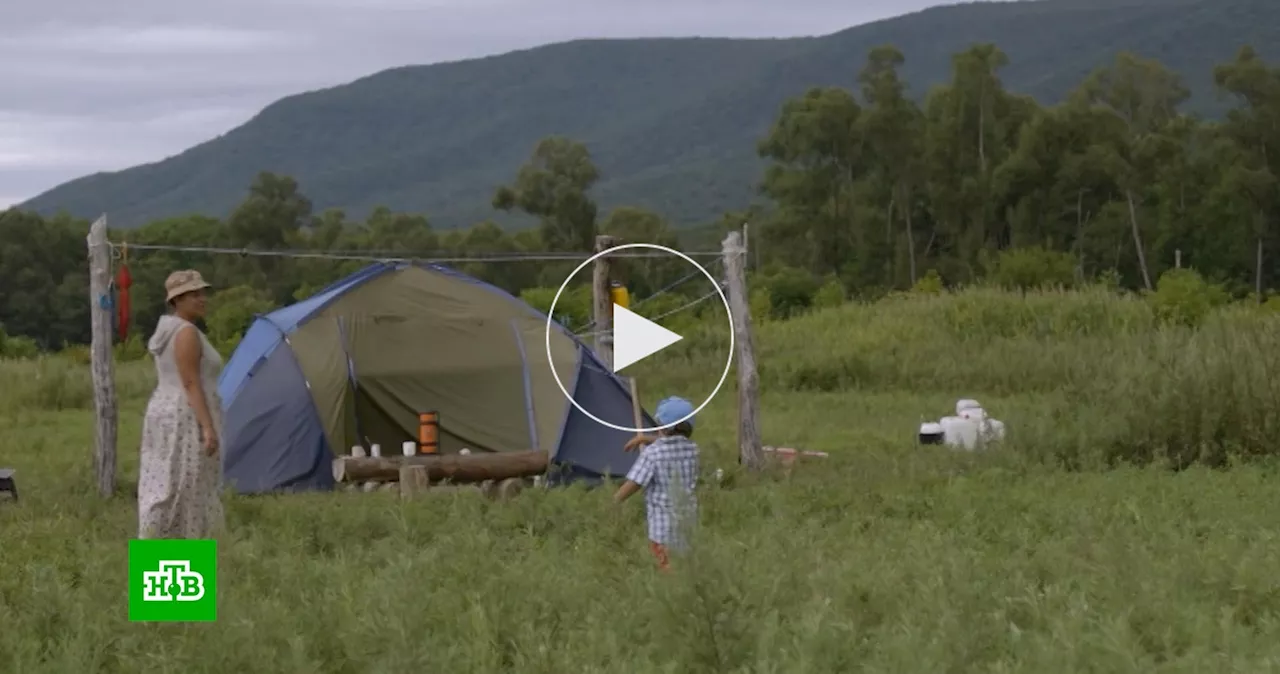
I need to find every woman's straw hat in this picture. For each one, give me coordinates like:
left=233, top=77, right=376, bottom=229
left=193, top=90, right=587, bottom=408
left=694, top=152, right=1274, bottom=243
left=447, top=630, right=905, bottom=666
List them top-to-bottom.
left=164, top=269, right=212, bottom=303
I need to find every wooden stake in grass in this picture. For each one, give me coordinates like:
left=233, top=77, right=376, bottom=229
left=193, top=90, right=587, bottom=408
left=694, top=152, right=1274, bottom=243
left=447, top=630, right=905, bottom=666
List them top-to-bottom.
left=87, top=215, right=118, bottom=498
left=723, top=229, right=763, bottom=471
left=592, top=234, right=619, bottom=369
left=399, top=464, right=430, bottom=499
left=495, top=477, right=525, bottom=501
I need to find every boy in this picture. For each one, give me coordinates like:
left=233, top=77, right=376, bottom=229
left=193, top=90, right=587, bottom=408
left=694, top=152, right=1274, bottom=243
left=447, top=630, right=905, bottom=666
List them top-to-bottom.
left=614, top=396, right=701, bottom=571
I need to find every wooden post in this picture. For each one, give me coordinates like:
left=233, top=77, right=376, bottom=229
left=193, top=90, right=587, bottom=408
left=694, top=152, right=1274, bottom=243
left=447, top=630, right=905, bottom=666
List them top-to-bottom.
left=87, top=215, right=118, bottom=497
left=722, top=230, right=763, bottom=470
left=592, top=235, right=619, bottom=368
left=1175, top=249, right=1182, bottom=269
left=399, top=464, right=430, bottom=499
left=495, top=477, right=525, bottom=501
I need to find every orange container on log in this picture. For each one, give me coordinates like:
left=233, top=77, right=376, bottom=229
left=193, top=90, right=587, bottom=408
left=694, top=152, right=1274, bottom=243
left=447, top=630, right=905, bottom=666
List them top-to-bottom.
left=418, top=411, right=439, bottom=454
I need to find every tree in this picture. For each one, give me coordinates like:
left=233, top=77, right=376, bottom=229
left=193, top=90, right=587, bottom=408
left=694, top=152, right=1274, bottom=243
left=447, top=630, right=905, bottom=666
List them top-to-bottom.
left=921, top=44, right=1033, bottom=282
left=858, top=45, right=924, bottom=284
left=1214, top=46, right=1280, bottom=298
left=1078, top=52, right=1191, bottom=290
left=758, top=87, right=867, bottom=275
left=493, top=136, right=600, bottom=252
left=225, top=172, right=316, bottom=304
left=227, top=172, right=313, bottom=250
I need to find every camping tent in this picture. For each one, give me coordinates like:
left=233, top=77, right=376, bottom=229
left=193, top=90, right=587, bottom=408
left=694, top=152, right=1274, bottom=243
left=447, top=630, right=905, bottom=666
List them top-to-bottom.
left=216, top=261, right=654, bottom=494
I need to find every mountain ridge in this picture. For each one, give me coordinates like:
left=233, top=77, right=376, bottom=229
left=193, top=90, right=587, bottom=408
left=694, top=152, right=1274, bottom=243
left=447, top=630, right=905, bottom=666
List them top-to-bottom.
left=20, top=0, right=1279, bottom=229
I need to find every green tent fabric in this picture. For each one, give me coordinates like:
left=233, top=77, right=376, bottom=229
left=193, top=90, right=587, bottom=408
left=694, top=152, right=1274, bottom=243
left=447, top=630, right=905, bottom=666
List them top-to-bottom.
left=218, top=262, right=652, bottom=493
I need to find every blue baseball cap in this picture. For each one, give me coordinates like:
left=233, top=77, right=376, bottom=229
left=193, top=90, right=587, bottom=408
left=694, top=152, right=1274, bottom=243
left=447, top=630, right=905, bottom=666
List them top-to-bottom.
left=654, top=396, right=695, bottom=429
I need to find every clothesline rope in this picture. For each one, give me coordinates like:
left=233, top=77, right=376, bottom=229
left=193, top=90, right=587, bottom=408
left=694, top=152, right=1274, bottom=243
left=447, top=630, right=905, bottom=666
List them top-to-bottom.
left=105, top=239, right=735, bottom=339
left=106, top=241, right=724, bottom=264
left=569, top=258, right=724, bottom=335
left=575, top=282, right=728, bottom=339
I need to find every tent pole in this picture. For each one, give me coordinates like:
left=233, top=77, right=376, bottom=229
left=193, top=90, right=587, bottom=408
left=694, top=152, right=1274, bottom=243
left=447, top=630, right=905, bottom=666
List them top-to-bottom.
left=336, top=316, right=367, bottom=452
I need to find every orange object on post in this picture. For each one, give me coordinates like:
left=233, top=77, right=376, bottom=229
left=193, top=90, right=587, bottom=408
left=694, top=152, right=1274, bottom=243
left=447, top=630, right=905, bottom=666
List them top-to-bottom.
left=418, top=411, right=439, bottom=454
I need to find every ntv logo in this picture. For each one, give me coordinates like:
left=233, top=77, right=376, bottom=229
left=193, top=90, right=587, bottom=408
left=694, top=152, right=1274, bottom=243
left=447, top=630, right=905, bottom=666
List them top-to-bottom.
left=129, top=539, right=217, bottom=621
left=142, top=560, right=206, bottom=601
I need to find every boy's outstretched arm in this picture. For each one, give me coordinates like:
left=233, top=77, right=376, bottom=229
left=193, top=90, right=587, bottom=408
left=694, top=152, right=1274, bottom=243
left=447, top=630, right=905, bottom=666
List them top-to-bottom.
left=624, top=434, right=657, bottom=452
left=616, top=449, right=654, bottom=503
left=614, top=480, right=642, bottom=503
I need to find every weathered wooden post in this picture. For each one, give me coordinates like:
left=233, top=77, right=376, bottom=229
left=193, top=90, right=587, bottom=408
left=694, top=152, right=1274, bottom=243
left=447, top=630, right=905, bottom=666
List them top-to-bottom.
left=87, top=215, right=118, bottom=497
left=722, top=229, right=763, bottom=470
left=592, top=234, right=619, bottom=368
left=399, top=464, right=430, bottom=499
left=495, top=477, right=525, bottom=501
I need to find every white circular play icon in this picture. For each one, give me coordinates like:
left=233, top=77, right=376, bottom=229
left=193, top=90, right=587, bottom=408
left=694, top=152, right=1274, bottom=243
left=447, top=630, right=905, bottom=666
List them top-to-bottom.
left=544, top=243, right=734, bottom=434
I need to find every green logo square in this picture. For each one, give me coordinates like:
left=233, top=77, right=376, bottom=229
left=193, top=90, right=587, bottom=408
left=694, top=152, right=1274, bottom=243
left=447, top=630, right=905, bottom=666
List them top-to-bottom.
left=128, top=539, right=217, bottom=622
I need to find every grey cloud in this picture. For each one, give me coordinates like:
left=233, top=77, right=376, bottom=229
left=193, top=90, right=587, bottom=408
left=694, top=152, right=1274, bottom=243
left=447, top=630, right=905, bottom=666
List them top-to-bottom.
left=1, top=0, right=944, bottom=208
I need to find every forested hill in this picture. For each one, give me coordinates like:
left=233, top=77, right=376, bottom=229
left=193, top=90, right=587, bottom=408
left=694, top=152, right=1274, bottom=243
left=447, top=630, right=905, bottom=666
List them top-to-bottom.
left=21, top=0, right=1280, bottom=230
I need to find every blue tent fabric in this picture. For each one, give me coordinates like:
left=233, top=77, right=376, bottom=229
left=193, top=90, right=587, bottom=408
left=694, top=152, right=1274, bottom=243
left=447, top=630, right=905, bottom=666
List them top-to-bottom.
left=217, top=261, right=657, bottom=494
left=216, top=263, right=392, bottom=405
left=221, top=338, right=335, bottom=493
left=553, top=347, right=648, bottom=479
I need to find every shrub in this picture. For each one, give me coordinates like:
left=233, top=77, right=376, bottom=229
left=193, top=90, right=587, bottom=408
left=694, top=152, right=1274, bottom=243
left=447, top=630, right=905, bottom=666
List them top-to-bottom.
left=984, top=246, right=1078, bottom=290
left=759, top=267, right=818, bottom=319
left=1147, top=268, right=1228, bottom=327
left=911, top=269, right=943, bottom=294
left=812, top=278, right=845, bottom=310
left=206, top=285, right=275, bottom=344
left=520, top=285, right=591, bottom=329
left=748, top=287, right=772, bottom=323
left=0, top=333, right=39, bottom=359
left=114, top=334, right=148, bottom=362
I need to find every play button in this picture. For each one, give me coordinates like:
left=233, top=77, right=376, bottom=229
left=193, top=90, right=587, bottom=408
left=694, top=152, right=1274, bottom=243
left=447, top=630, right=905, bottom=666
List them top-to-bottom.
left=544, top=242, right=735, bottom=434
left=611, top=304, right=683, bottom=372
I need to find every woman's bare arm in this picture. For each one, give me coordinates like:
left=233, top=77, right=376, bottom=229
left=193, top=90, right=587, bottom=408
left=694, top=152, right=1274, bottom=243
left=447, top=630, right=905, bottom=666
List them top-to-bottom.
left=173, top=326, right=215, bottom=432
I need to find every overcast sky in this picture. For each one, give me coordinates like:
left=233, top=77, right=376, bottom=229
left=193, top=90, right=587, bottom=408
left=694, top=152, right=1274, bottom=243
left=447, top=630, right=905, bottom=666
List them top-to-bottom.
left=0, top=0, right=947, bottom=208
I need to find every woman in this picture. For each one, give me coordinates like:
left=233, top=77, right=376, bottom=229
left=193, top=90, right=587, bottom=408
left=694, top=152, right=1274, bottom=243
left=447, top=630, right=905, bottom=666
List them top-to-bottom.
left=137, top=269, right=225, bottom=539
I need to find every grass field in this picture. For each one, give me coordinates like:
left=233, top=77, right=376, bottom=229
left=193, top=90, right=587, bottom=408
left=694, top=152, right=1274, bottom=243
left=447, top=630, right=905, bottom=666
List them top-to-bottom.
left=3, top=286, right=1280, bottom=672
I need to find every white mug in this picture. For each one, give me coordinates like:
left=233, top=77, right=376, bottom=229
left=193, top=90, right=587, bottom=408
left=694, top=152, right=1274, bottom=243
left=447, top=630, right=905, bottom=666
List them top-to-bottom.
left=402, top=441, right=416, bottom=456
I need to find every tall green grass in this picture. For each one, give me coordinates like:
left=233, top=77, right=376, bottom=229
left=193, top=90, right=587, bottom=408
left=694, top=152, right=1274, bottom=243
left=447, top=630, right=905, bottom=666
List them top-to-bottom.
left=638, top=286, right=1280, bottom=470
left=4, top=287, right=1280, bottom=671
left=0, top=355, right=155, bottom=413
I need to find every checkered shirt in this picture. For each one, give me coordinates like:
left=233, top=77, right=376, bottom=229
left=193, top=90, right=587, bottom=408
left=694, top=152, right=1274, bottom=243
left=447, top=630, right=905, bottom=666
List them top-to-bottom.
left=626, top=434, right=700, bottom=550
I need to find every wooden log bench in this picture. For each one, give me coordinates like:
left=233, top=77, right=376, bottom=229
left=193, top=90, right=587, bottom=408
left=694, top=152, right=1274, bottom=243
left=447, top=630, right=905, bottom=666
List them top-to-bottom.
left=333, top=450, right=548, bottom=485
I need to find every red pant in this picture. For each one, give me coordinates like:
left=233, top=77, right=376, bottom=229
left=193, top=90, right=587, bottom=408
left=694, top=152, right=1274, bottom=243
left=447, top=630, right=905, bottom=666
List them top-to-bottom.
left=649, top=540, right=671, bottom=571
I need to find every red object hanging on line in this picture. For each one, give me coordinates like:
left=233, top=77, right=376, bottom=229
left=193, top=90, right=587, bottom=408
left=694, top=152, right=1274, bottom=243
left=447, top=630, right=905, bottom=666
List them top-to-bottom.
left=115, top=258, right=132, bottom=340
